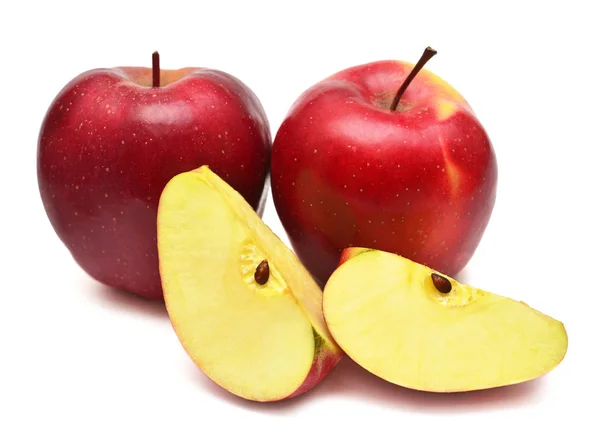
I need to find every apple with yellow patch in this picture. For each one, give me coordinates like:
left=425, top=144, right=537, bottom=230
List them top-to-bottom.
left=271, top=47, right=497, bottom=286
left=157, top=166, right=343, bottom=402
left=323, top=248, right=568, bottom=392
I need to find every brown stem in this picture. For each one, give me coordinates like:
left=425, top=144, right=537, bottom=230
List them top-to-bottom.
left=390, top=46, right=437, bottom=111
left=152, top=51, right=160, bottom=88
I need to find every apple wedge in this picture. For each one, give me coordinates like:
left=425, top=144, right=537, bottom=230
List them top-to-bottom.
left=157, top=166, right=342, bottom=402
left=323, top=248, right=568, bottom=392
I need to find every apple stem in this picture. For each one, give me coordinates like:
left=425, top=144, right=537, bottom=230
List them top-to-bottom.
left=390, top=46, right=437, bottom=111
left=152, top=51, right=160, bottom=88
left=254, top=260, right=270, bottom=285
left=431, top=273, right=452, bottom=294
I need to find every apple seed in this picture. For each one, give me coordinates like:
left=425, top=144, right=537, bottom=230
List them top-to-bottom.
left=254, top=259, right=270, bottom=285
left=431, top=273, right=452, bottom=293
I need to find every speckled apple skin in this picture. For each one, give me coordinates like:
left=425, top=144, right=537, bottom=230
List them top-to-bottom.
left=272, top=60, right=497, bottom=286
left=38, top=67, right=271, bottom=300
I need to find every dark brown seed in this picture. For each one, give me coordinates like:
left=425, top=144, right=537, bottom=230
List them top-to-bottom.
left=254, top=259, right=270, bottom=285
left=431, top=273, right=452, bottom=294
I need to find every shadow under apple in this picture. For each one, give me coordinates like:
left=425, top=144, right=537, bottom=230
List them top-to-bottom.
left=87, top=279, right=168, bottom=320
left=187, top=354, right=543, bottom=414
left=313, top=357, right=544, bottom=412
left=185, top=362, right=312, bottom=415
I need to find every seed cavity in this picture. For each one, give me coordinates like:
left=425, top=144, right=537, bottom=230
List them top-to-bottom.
left=254, top=259, right=270, bottom=285
left=431, top=273, right=452, bottom=294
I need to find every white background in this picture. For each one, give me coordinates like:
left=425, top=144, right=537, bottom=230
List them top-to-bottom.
left=2, top=0, right=598, bottom=444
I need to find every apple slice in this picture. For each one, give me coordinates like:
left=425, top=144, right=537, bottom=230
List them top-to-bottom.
left=157, top=166, right=343, bottom=402
left=323, top=248, right=568, bottom=392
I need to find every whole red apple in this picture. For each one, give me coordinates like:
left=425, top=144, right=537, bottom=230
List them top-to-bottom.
left=271, top=48, right=497, bottom=286
left=38, top=53, right=271, bottom=300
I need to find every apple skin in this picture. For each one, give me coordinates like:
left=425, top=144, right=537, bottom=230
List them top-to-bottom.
left=271, top=60, right=497, bottom=286
left=38, top=66, right=271, bottom=300
left=338, top=247, right=374, bottom=265
left=197, top=336, right=343, bottom=402
left=286, top=339, right=343, bottom=400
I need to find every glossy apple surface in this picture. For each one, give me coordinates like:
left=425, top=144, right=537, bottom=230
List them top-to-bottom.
left=271, top=60, right=497, bottom=286
left=38, top=64, right=271, bottom=300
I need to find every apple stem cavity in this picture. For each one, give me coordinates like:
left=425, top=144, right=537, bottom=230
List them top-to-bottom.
left=390, top=46, right=437, bottom=111
left=152, top=51, right=160, bottom=88
left=254, top=259, right=270, bottom=285
left=431, top=273, right=452, bottom=294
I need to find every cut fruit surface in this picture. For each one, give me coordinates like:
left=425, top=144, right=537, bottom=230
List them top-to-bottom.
left=157, top=166, right=342, bottom=402
left=323, top=248, right=568, bottom=392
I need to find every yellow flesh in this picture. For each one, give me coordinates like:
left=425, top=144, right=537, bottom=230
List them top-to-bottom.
left=157, top=166, right=337, bottom=401
left=324, top=250, right=568, bottom=392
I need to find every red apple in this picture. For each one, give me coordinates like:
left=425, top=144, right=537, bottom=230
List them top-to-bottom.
left=271, top=48, right=497, bottom=286
left=38, top=52, right=271, bottom=300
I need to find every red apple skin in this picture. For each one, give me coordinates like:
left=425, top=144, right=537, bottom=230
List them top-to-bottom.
left=272, top=60, right=497, bottom=286
left=38, top=67, right=271, bottom=300
left=337, top=247, right=374, bottom=266
left=286, top=339, right=343, bottom=400
left=207, top=340, right=343, bottom=402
